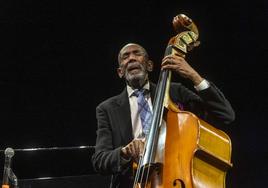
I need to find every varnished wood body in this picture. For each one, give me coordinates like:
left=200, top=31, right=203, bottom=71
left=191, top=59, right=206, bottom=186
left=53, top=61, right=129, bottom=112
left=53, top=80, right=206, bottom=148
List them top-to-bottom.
left=135, top=101, right=232, bottom=188
left=162, top=102, right=232, bottom=188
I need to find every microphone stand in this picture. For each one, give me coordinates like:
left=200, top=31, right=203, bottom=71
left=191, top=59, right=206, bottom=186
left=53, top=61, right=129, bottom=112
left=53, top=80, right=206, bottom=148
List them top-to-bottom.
left=1, top=148, right=19, bottom=188
left=9, top=169, right=18, bottom=188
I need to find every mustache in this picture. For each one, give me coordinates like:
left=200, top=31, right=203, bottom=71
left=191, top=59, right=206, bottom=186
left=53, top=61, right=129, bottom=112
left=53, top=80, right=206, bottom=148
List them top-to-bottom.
left=119, top=62, right=141, bottom=77
left=126, top=62, right=144, bottom=72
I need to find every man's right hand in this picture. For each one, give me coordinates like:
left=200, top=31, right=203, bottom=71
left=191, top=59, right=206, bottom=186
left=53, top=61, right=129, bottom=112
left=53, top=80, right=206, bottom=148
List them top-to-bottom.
left=121, top=138, right=145, bottom=162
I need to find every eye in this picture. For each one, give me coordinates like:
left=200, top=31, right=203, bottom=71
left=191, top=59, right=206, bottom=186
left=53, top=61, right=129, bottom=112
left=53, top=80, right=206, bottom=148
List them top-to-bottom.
left=120, top=50, right=144, bottom=61
left=134, top=51, right=144, bottom=56
left=121, top=52, right=131, bottom=60
left=121, top=54, right=129, bottom=60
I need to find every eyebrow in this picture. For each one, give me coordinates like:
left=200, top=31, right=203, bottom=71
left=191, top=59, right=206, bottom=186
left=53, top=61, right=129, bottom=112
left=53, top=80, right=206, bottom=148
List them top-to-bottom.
left=121, top=49, right=143, bottom=57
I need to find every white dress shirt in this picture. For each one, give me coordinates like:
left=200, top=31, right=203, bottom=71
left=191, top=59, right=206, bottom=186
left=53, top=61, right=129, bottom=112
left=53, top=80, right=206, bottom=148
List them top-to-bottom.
left=127, top=82, right=153, bottom=139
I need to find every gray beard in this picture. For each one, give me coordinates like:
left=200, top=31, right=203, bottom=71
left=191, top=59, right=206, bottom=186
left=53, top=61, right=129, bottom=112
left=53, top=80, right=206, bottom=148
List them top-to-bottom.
left=125, top=70, right=148, bottom=89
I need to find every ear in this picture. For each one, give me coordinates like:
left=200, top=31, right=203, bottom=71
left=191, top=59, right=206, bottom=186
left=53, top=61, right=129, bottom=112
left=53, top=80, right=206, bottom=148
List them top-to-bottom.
left=147, top=60, right=154, bottom=72
left=117, top=67, right=124, bottom=78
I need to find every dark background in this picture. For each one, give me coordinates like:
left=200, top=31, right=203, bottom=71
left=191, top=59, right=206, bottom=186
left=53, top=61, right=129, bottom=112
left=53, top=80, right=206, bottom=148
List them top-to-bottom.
left=0, top=0, right=267, bottom=187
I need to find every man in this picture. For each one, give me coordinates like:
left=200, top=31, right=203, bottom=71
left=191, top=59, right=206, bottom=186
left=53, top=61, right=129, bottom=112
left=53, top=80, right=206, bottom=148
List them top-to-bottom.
left=91, top=43, right=235, bottom=188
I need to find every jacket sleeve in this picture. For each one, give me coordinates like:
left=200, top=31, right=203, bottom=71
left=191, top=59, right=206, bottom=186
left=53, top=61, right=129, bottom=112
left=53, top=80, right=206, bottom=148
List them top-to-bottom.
left=170, top=82, right=235, bottom=127
left=197, top=82, right=235, bottom=125
left=91, top=103, right=130, bottom=175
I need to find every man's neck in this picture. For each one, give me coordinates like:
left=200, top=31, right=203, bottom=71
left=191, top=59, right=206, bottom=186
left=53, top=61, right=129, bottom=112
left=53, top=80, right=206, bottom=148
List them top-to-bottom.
left=127, top=80, right=149, bottom=90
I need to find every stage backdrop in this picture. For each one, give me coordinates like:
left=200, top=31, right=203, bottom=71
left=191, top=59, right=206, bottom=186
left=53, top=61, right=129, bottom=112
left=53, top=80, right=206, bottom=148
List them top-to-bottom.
left=0, top=0, right=267, bottom=187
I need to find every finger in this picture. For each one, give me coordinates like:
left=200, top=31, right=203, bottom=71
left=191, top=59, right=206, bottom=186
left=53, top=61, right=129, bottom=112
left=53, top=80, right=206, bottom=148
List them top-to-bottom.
left=162, top=55, right=173, bottom=60
left=162, top=55, right=183, bottom=64
left=171, top=55, right=184, bottom=62
left=162, top=59, right=175, bottom=67
left=162, top=64, right=178, bottom=71
left=132, top=139, right=143, bottom=158
left=131, top=140, right=139, bottom=159
left=134, top=140, right=141, bottom=157
left=136, top=140, right=144, bottom=157
left=138, top=141, right=145, bottom=156
left=127, top=142, right=135, bottom=158
left=124, top=145, right=131, bottom=157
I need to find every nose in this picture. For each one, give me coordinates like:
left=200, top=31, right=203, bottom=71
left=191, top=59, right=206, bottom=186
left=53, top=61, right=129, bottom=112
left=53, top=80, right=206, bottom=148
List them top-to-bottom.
left=128, top=52, right=137, bottom=61
left=124, top=53, right=138, bottom=66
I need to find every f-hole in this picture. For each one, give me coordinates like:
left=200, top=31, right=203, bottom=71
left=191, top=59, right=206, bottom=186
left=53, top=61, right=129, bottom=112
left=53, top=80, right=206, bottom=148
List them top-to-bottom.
left=173, top=179, right=185, bottom=188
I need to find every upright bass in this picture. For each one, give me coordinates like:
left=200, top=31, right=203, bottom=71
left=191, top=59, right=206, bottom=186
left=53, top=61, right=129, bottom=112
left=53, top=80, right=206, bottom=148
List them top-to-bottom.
left=133, top=14, right=233, bottom=188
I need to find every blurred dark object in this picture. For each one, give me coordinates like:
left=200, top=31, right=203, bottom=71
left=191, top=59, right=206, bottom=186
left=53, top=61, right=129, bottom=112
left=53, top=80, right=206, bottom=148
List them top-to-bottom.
left=0, top=146, right=110, bottom=188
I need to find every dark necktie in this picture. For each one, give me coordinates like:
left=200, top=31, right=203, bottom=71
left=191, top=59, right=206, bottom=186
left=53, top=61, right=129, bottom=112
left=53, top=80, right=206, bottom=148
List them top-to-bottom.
left=134, top=89, right=153, bottom=135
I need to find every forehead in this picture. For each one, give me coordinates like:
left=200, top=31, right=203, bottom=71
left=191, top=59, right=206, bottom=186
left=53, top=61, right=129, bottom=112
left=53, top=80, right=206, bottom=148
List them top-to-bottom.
left=120, top=44, right=144, bottom=54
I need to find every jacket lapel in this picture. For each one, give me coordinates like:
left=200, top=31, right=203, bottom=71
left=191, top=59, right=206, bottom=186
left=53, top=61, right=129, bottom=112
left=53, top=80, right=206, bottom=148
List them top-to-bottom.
left=149, top=82, right=156, bottom=103
left=112, top=83, right=157, bottom=145
left=113, top=89, right=133, bottom=145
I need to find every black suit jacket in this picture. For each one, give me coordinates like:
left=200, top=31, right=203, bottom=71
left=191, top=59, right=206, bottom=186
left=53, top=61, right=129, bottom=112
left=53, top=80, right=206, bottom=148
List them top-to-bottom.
left=91, top=82, right=235, bottom=188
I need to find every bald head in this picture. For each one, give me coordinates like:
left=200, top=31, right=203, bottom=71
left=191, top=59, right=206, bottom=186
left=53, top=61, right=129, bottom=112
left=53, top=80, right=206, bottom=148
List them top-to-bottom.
left=118, top=43, right=149, bottom=66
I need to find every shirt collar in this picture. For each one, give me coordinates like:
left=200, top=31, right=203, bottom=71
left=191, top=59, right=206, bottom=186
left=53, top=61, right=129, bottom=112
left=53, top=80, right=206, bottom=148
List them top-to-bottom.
left=127, top=82, right=150, bottom=97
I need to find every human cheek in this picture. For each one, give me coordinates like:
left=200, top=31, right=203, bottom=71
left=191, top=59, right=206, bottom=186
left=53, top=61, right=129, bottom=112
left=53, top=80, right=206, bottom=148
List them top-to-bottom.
left=119, top=61, right=127, bottom=69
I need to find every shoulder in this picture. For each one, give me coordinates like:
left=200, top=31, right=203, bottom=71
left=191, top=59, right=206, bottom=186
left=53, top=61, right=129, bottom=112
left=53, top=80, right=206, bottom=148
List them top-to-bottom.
left=169, top=82, right=200, bottom=103
left=170, top=82, right=194, bottom=94
left=170, top=82, right=183, bottom=89
left=96, top=89, right=127, bottom=110
left=97, top=95, right=119, bottom=109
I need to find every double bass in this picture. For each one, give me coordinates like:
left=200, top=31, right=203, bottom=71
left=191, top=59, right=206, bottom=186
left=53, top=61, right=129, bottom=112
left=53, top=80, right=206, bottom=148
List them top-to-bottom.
left=133, top=14, right=233, bottom=188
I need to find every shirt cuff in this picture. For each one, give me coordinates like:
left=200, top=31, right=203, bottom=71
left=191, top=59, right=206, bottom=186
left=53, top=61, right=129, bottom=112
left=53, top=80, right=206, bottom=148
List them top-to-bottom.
left=194, top=79, right=210, bottom=91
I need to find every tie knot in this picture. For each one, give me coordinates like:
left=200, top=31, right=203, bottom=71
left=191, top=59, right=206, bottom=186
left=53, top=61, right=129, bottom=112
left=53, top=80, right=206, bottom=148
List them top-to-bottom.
left=133, top=89, right=149, bottom=97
